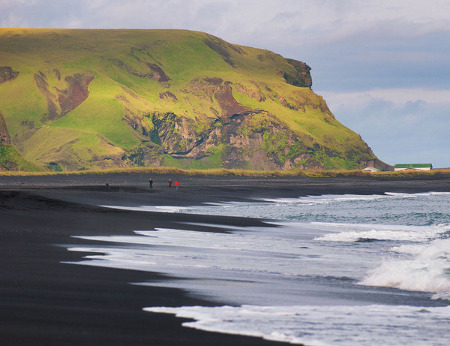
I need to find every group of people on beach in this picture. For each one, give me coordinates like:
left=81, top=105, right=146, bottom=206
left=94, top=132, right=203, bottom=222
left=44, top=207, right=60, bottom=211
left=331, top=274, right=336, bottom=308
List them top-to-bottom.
left=149, top=178, right=179, bottom=189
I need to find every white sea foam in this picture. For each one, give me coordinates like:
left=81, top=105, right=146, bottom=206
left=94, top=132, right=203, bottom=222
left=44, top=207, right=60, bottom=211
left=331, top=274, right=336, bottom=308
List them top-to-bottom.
left=386, top=191, right=450, bottom=198
left=99, top=192, right=450, bottom=216
left=262, top=192, right=450, bottom=205
left=261, top=194, right=387, bottom=205
left=99, top=205, right=190, bottom=213
left=68, top=222, right=450, bottom=301
left=314, top=222, right=449, bottom=242
left=67, top=224, right=384, bottom=305
left=70, top=227, right=314, bottom=271
left=316, top=229, right=432, bottom=242
left=361, top=238, right=450, bottom=299
left=392, top=238, right=450, bottom=258
left=144, top=304, right=450, bottom=346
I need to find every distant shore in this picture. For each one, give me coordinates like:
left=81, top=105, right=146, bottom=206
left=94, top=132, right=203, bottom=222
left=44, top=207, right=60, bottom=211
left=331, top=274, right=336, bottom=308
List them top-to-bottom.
left=1, top=173, right=449, bottom=345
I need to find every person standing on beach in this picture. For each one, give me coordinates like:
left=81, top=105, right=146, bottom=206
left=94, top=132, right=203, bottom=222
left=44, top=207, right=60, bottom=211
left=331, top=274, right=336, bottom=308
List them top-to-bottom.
left=149, top=178, right=153, bottom=189
left=168, top=179, right=172, bottom=188
left=174, top=181, right=179, bottom=190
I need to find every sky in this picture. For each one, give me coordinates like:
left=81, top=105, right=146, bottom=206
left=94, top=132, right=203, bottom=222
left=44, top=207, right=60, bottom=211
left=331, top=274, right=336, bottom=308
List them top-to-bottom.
left=1, top=0, right=449, bottom=167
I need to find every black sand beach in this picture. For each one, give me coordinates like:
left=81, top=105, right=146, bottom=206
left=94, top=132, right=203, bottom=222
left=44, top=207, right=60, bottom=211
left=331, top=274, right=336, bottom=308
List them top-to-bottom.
left=1, top=173, right=449, bottom=345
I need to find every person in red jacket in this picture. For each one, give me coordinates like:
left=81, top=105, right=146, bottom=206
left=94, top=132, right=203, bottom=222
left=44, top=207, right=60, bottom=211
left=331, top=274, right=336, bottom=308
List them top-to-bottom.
left=174, top=181, right=179, bottom=190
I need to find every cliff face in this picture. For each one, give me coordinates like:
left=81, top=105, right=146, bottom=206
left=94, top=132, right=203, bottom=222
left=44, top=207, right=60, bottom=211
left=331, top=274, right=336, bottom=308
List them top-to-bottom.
left=0, top=29, right=381, bottom=171
left=122, top=76, right=348, bottom=170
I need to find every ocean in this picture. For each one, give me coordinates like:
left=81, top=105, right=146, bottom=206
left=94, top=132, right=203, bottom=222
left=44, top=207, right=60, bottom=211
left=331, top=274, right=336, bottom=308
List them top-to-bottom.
left=65, top=192, right=450, bottom=345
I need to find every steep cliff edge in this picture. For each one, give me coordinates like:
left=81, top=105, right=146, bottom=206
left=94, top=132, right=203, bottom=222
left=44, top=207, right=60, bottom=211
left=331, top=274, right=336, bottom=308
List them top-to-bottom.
left=0, top=29, right=384, bottom=171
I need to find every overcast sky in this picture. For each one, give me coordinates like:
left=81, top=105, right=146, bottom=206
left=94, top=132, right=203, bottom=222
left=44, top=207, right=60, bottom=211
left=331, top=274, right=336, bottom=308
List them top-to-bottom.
left=1, top=0, right=449, bottom=167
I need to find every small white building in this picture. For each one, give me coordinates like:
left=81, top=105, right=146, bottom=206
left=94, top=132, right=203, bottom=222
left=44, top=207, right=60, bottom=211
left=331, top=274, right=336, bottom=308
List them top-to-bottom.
left=394, top=163, right=432, bottom=171
left=363, top=167, right=380, bottom=172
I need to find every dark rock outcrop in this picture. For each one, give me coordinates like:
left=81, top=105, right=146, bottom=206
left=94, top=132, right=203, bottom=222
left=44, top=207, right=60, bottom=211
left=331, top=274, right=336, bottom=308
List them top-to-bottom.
left=204, top=34, right=245, bottom=67
left=110, top=58, right=170, bottom=82
left=284, top=59, right=312, bottom=88
left=147, top=63, right=170, bottom=82
left=0, top=66, right=19, bottom=84
left=34, top=71, right=93, bottom=122
left=57, top=74, right=94, bottom=116
left=215, top=83, right=250, bottom=117
left=159, top=91, right=178, bottom=102
left=124, top=110, right=335, bottom=170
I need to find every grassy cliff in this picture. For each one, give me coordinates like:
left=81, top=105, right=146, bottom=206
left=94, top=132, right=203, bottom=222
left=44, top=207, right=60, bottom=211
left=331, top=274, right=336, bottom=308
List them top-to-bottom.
left=0, top=28, right=382, bottom=171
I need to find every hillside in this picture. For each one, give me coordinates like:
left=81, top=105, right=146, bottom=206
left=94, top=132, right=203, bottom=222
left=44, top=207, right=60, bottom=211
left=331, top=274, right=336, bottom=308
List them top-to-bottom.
left=0, top=28, right=384, bottom=171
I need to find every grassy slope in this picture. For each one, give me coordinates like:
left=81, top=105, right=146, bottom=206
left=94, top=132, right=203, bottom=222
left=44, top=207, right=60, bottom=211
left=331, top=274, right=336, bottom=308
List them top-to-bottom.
left=0, top=28, right=374, bottom=170
left=0, top=144, right=41, bottom=171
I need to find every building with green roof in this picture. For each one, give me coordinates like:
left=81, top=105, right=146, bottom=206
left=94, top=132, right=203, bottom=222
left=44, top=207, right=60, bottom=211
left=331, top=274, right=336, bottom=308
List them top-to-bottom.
left=394, top=163, right=433, bottom=171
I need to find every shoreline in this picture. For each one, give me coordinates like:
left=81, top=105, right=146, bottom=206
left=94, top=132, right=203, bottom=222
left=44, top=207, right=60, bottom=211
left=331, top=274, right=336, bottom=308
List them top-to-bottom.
left=2, top=173, right=450, bottom=207
left=1, top=174, right=449, bottom=345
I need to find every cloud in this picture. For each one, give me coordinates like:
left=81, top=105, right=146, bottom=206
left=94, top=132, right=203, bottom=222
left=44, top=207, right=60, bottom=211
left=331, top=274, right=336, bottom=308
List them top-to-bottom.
left=3, top=1, right=450, bottom=39
left=3, top=1, right=450, bottom=64
left=321, top=88, right=450, bottom=107
left=319, top=89, right=450, bottom=167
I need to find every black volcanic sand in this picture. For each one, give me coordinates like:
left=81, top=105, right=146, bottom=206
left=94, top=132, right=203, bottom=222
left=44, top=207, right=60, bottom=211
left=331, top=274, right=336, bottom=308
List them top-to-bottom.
left=1, top=173, right=449, bottom=345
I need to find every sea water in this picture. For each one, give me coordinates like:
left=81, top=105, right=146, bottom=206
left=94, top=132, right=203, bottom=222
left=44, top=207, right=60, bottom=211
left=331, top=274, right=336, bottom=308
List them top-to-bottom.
left=66, top=192, right=450, bottom=345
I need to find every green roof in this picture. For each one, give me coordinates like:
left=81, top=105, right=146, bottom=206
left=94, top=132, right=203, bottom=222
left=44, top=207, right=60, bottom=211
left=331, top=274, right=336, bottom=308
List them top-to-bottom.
left=394, top=163, right=432, bottom=168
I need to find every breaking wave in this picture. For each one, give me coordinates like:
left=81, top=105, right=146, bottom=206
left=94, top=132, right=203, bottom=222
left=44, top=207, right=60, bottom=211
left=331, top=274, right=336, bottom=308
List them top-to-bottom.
left=361, top=238, right=450, bottom=299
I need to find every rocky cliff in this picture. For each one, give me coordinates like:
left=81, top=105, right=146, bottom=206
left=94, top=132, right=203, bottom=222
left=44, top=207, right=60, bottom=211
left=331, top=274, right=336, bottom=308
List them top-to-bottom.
left=0, top=29, right=382, bottom=171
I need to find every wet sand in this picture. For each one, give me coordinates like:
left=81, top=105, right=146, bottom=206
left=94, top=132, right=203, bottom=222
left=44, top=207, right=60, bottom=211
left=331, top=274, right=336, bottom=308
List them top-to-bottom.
left=1, top=173, right=449, bottom=345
